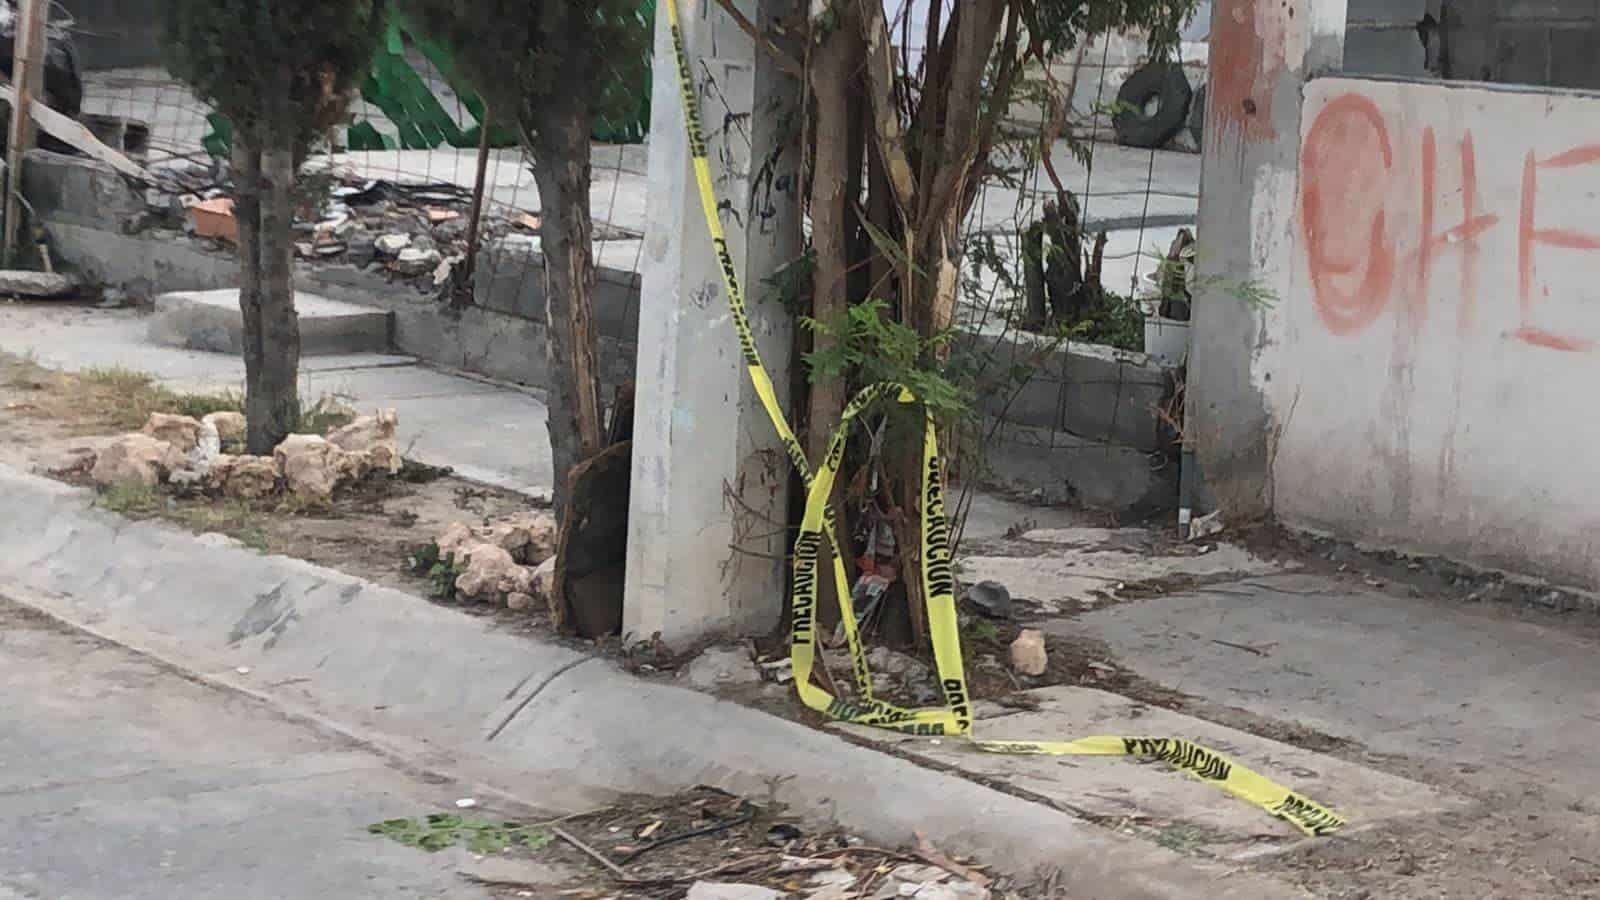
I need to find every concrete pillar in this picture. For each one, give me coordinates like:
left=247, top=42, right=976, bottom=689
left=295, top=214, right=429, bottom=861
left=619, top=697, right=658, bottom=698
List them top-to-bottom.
left=625, top=0, right=802, bottom=644
left=1186, top=0, right=1347, bottom=517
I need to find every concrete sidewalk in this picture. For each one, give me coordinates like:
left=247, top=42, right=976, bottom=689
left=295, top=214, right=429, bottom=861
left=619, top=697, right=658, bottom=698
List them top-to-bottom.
left=0, top=301, right=1081, bottom=541
left=0, top=302, right=553, bottom=496
left=0, top=465, right=1310, bottom=899
left=0, top=598, right=506, bottom=900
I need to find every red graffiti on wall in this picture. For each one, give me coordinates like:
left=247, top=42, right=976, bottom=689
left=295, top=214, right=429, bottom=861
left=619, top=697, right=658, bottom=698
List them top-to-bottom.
left=1299, top=94, right=1599, bottom=353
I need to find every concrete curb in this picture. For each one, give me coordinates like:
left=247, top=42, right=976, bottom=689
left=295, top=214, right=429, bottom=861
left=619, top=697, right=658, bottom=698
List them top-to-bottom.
left=0, top=465, right=1301, bottom=899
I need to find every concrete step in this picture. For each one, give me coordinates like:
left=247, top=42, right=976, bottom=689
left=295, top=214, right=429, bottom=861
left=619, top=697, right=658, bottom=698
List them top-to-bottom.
left=148, top=289, right=392, bottom=356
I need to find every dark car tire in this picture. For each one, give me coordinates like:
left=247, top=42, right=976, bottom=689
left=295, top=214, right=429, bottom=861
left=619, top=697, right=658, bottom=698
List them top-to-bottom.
left=1112, top=62, right=1193, bottom=149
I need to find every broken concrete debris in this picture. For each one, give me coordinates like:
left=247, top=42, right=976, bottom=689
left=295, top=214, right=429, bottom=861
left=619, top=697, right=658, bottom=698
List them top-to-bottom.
left=373, top=232, right=412, bottom=256
left=393, top=246, right=441, bottom=276
left=0, top=269, right=79, bottom=298
left=91, top=408, right=406, bottom=504
left=326, top=409, right=401, bottom=475
left=202, top=410, right=246, bottom=444
left=141, top=412, right=203, bottom=454
left=186, top=419, right=221, bottom=475
left=90, top=432, right=185, bottom=488
left=274, top=434, right=350, bottom=502
left=206, top=454, right=278, bottom=500
left=1189, top=509, right=1225, bottom=541
left=425, top=515, right=559, bottom=610
left=453, top=543, right=532, bottom=600
left=1009, top=629, right=1048, bottom=677
left=684, top=644, right=762, bottom=690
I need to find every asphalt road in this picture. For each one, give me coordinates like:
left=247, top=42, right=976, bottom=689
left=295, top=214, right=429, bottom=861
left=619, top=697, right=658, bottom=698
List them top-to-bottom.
left=0, top=596, right=502, bottom=899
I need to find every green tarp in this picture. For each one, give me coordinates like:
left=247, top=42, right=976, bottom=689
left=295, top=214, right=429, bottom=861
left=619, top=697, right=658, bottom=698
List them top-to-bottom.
left=203, top=3, right=655, bottom=156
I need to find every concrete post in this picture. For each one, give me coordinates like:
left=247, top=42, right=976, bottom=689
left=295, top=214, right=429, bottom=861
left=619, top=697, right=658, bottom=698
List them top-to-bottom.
left=625, top=0, right=802, bottom=645
left=1186, top=0, right=1348, bottom=517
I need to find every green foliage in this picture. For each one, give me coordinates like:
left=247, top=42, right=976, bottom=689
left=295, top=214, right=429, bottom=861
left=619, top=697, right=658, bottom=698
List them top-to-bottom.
left=165, top=0, right=384, bottom=148
left=397, top=0, right=651, bottom=138
left=1025, top=0, right=1200, bottom=59
left=1144, top=248, right=1280, bottom=311
left=1069, top=292, right=1146, bottom=353
left=803, top=299, right=969, bottom=421
left=296, top=397, right=358, bottom=437
left=96, top=483, right=163, bottom=517
left=406, top=542, right=464, bottom=601
left=965, top=617, right=1000, bottom=642
left=368, top=814, right=553, bottom=854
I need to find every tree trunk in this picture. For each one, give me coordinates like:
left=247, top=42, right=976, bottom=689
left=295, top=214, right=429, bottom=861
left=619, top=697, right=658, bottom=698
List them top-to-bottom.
left=806, top=5, right=862, bottom=631
left=806, top=7, right=856, bottom=471
left=530, top=95, right=604, bottom=522
left=234, top=130, right=300, bottom=456
left=245, top=133, right=302, bottom=455
left=232, top=134, right=263, bottom=447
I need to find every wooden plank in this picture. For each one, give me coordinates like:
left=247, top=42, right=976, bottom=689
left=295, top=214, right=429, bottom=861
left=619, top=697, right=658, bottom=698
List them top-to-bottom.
left=3, top=0, right=47, bottom=266
left=0, top=84, right=150, bottom=182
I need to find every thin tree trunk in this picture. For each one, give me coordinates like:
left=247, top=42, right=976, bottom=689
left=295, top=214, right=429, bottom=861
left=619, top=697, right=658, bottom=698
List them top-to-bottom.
left=807, top=7, right=862, bottom=633
left=807, top=9, right=855, bottom=469
left=530, top=97, right=604, bottom=522
left=232, top=134, right=268, bottom=455
left=248, top=134, right=302, bottom=454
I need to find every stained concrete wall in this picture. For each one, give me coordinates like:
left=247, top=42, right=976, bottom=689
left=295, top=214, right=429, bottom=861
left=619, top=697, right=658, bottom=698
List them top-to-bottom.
left=1345, top=0, right=1431, bottom=77
left=1347, top=0, right=1600, bottom=89
left=1439, top=0, right=1600, bottom=87
left=1247, top=75, right=1600, bottom=589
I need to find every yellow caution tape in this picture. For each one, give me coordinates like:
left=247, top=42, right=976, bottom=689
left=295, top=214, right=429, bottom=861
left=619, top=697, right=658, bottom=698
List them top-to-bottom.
left=662, top=0, right=1345, bottom=838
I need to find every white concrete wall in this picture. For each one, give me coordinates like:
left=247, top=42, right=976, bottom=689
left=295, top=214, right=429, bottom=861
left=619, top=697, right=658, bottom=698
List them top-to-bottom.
left=1265, top=76, right=1600, bottom=585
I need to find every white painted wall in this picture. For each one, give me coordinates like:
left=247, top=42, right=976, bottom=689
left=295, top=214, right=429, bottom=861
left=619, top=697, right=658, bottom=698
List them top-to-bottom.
left=1264, top=76, right=1600, bottom=585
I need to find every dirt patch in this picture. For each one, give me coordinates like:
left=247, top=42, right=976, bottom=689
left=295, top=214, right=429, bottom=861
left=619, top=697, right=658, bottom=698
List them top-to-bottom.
left=0, top=352, right=577, bottom=640
left=1241, top=522, right=1600, bottom=619
left=375, top=786, right=1031, bottom=899
left=1271, top=793, right=1600, bottom=899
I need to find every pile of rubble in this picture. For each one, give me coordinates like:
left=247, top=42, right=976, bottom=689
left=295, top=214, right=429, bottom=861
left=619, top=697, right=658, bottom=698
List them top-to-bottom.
left=144, top=158, right=632, bottom=292
left=90, top=406, right=402, bottom=503
left=429, top=515, right=558, bottom=612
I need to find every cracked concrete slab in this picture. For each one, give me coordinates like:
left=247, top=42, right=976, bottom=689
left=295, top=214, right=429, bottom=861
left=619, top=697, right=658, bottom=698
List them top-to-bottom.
left=960, top=527, right=1286, bottom=615
left=1055, top=573, right=1600, bottom=799
left=833, top=685, right=1461, bottom=861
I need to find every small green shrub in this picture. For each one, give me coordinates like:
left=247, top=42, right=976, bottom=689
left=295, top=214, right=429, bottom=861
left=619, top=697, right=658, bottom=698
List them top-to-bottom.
left=96, top=482, right=163, bottom=516
left=406, top=542, right=464, bottom=601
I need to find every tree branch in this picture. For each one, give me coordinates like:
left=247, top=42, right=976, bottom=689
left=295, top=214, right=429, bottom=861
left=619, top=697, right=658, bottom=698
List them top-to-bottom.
left=711, top=0, right=803, bottom=78
left=854, top=0, right=916, bottom=221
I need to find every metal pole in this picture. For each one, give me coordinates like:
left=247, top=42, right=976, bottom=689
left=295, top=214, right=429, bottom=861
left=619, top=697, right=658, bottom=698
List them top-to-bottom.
left=4, top=0, right=48, bottom=269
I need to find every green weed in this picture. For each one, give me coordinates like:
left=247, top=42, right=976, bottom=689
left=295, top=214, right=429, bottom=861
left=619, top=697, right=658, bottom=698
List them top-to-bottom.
left=368, top=814, right=552, bottom=854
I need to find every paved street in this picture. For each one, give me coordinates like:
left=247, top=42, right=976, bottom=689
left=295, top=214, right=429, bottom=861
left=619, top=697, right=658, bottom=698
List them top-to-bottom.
left=0, top=597, right=506, bottom=900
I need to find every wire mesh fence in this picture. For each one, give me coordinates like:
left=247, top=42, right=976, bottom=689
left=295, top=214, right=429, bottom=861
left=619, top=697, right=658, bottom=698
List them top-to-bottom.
left=67, top=4, right=1197, bottom=507
left=73, top=14, right=652, bottom=350
left=935, top=21, right=1204, bottom=507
